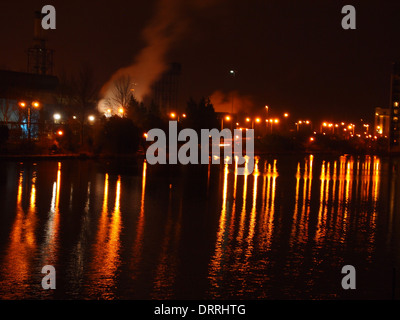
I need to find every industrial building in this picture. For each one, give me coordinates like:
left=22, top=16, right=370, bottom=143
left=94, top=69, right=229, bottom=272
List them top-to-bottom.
left=0, top=11, right=58, bottom=141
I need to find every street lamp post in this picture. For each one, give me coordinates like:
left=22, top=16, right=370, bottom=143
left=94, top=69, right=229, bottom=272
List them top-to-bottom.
left=19, top=100, right=40, bottom=143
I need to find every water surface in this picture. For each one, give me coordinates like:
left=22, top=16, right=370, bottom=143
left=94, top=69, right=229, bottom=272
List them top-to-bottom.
left=0, top=154, right=399, bottom=299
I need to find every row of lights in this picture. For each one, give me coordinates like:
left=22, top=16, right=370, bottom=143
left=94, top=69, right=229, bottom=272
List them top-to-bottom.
left=53, top=113, right=96, bottom=122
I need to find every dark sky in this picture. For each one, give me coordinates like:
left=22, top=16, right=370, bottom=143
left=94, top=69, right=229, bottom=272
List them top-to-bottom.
left=1, top=0, right=400, bottom=123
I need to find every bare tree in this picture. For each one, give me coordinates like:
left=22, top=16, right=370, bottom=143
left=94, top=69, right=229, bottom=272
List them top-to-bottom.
left=105, top=75, right=134, bottom=112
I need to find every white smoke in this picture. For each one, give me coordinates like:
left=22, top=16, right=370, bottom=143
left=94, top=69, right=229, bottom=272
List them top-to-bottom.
left=98, top=0, right=216, bottom=113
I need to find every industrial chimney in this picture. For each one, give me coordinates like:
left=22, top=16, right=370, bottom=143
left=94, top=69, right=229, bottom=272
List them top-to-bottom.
left=27, top=10, right=54, bottom=75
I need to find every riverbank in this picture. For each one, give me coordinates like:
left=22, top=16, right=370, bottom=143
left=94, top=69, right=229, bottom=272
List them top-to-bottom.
left=0, top=149, right=398, bottom=162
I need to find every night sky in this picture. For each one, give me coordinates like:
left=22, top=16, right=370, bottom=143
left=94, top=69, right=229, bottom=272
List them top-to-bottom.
left=1, top=0, right=400, bottom=123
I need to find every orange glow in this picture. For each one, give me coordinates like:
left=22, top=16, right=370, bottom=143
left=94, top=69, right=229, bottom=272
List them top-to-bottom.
left=32, top=101, right=40, bottom=108
left=19, top=102, right=26, bottom=108
left=394, top=102, right=399, bottom=107
left=118, top=107, right=124, bottom=114
left=170, top=112, right=176, bottom=118
left=284, top=113, right=289, bottom=117
left=225, top=115, right=231, bottom=121
left=246, top=117, right=251, bottom=122
left=255, top=117, right=261, bottom=123
left=274, top=119, right=279, bottom=124
left=57, top=130, right=63, bottom=136
left=143, top=132, right=148, bottom=138
left=310, top=137, right=314, bottom=142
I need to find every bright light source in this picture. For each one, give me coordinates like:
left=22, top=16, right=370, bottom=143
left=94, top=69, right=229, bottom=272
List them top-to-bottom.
left=32, top=101, right=40, bottom=108
left=19, top=102, right=26, bottom=108
left=394, top=102, right=399, bottom=107
left=118, top=107, right=124, bottom=114
left=170, top=112, right=176, bottom=118
left=53, top=113, right=61, bottom=121
left=284, top=113, right=289, bottom=117
left=182, top=114, right=186, bottom=118
left=88, top=115, right=95, bottom=122
left=225, top=115, right=231, bottom=121
left=73, top=116, right=77, bottom=120
left=255, top=118, right=261, bottom=123
left=274, top=119, right=279, bottom=124
left=305, top=120, right=310, bottom=124
left=323, top=122, right=327, bottom=127
left=57, top=130, right=63, bottom=136
left=143, top=133, right=148, bottom=138
left=310, top=137, right=314, bottom=142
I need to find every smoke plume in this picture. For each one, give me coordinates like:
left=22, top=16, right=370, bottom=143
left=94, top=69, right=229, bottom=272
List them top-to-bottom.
left=98, top=0, right=214, bottom=113
left=209, top=90, right=256, bottom=114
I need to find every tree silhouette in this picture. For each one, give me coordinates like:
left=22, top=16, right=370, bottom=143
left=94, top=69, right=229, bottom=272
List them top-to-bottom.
left=182, top=97, right=219, bottom=133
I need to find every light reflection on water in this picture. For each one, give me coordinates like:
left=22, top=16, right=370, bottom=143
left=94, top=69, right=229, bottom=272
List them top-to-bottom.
left=0, top=154, right=399, bottom=299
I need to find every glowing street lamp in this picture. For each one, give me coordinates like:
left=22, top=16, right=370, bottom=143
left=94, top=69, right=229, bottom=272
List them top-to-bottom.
left=19, top=100, right=41, bottom=142
left=53, top=113, right=61, bottom=121
left=284, top=113, right=289, bottom=118
left=221, top=114, right=231, bottom=129
left=88, top=115, right=95, bottom=123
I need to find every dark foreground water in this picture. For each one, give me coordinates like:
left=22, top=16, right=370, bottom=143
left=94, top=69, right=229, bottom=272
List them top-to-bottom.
left=0, top=154, right=399, bottom=300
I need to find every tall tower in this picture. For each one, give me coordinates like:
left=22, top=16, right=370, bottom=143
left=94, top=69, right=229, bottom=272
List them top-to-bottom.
left=27, top=11, right=54, bottom=75
left=389, top=62, right=400, bottom=153
left=153, top=63, right=181, bottom=114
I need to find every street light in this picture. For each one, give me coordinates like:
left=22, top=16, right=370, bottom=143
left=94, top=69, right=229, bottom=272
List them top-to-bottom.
left=19, top=100, right=41, bottom=142
left=53, top=113, right=61, bottom=121
left=88, top=115, right=95, bottom=122
left=221, top=115, right=231, bottom=129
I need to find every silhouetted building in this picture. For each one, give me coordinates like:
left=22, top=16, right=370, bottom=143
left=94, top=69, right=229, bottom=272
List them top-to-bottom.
left=389, top=62, right=400, bottom=152
left=152, top=63, right=181, bottom=115
left=0, top=70, right=59, bottom=140
left=374, top=107, right=390, bottom=137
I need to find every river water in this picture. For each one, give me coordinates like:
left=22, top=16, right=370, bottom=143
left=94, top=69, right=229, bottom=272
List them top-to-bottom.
left=0, top=154, right=399, bottom=300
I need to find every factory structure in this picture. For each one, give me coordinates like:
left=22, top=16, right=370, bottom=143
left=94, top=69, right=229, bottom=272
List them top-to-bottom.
left=0, top=11, right=58, bottom=141
left=151, top=62, right=181, bottom=115
left=389, top=62, right=400, bottom=152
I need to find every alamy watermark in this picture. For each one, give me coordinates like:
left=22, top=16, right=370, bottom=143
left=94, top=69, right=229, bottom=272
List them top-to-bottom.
left=145, top=121, right=255, bottom=175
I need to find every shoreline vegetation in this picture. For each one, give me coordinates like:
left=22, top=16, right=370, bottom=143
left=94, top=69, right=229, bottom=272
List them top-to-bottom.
left=0, top=148, right=397, bottom=162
